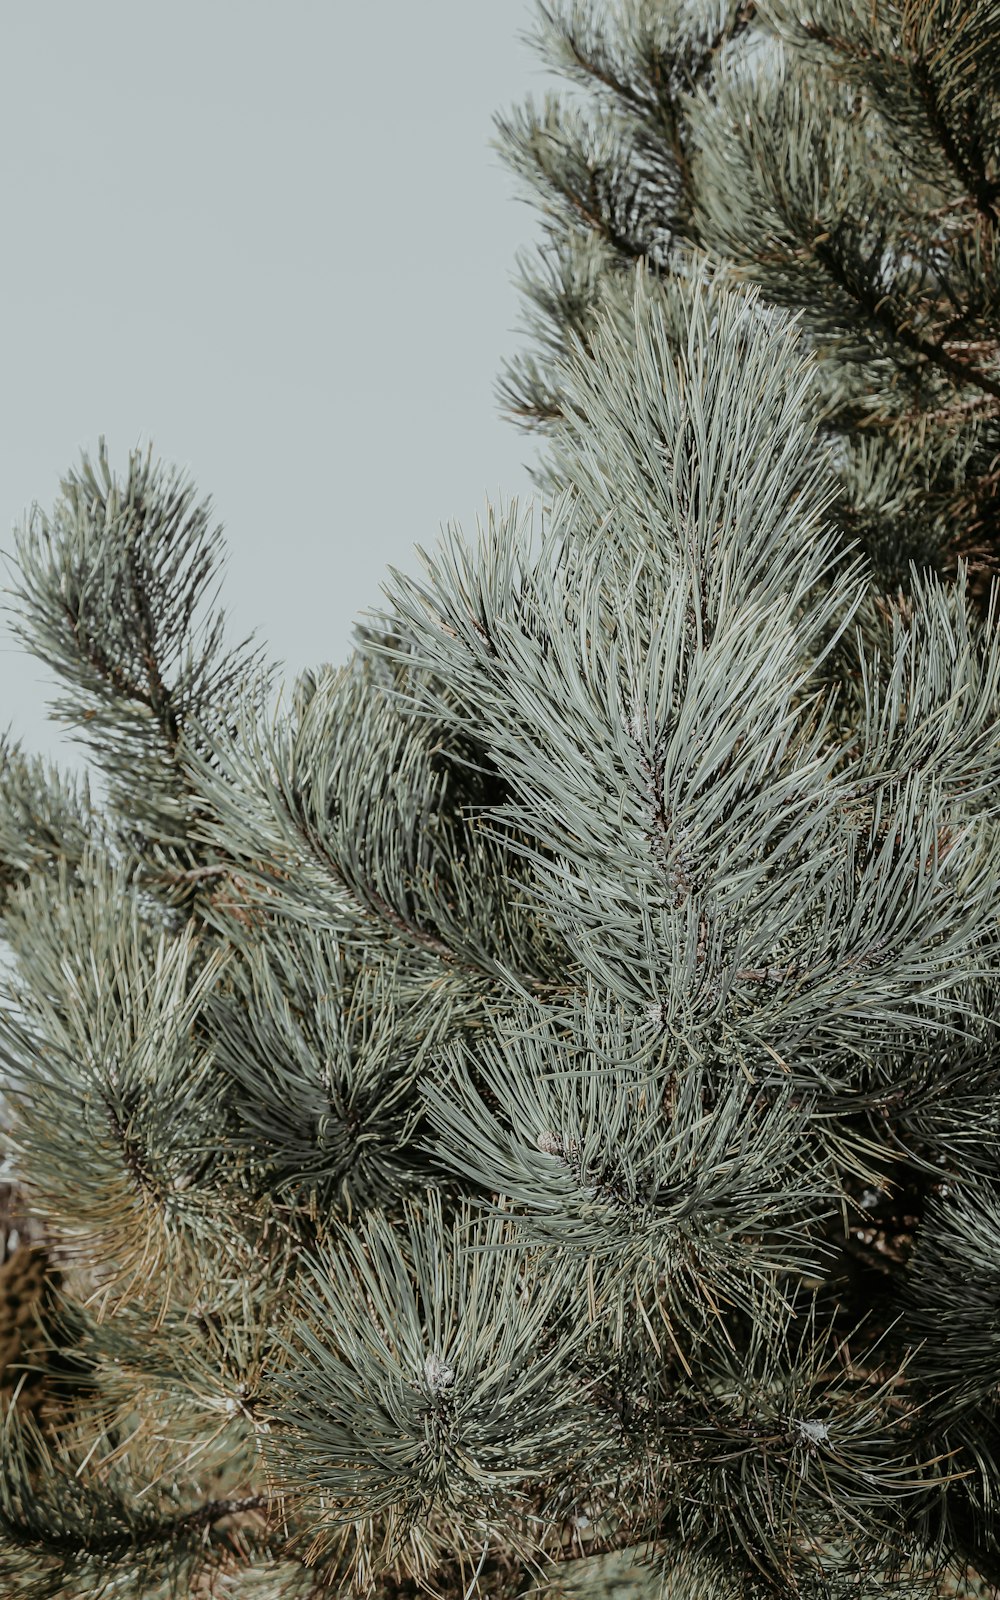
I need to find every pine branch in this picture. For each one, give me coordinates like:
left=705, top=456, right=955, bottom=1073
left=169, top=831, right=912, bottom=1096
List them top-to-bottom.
left=909, top=58, right=999, bottom=226
left=811, top=233, right=1000, bottom=403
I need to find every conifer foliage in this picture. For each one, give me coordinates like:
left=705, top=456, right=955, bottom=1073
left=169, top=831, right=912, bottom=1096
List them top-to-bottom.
left=495, top=0, right=1000, bottom=599
left=2, top=5, right=1000, bottom=1599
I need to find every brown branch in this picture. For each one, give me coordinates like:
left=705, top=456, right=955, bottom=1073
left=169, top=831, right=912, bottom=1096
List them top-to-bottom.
left=692, top=2, right=758, bottom=91
left=541, top=4, right=651, bottom=115
left=540, top=6, right=699, bottom=238
left=800, top=22, right=903, bottom=68
left=910, top=58, right=999, bottom=225
left=544, top=159, right=647, bottom=260
left=813, top=236, right=1000, bottom=402
left=59, top=512, right=182, bottom=750
left=125, top=532, right=180, bottom=750
left=61, top=600, right=150, bottom=711
left=633, top=738, right=680, bottom=896
left=288, top=798, right=568, bottom=1001
left=292, top=805, right=469, bottom=970
left=158, top=863, right=233, bottom=886
left=29, top=1493, right=271, bottom=1562
left=170, top=1493, right=269, bottom=1536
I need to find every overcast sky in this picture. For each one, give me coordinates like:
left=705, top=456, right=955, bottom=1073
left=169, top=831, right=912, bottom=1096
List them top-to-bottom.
left=1, top=2, right=561, bottom=769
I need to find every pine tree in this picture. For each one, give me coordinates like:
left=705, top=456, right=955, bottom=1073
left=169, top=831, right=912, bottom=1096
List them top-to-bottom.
left=493, top=0, right=1000, bottom=602
left=1, top=9, right=1000, bottom=1600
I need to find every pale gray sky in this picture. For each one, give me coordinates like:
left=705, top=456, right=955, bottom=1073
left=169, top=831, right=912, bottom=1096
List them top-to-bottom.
left=1, top=2, right=559, bottom=769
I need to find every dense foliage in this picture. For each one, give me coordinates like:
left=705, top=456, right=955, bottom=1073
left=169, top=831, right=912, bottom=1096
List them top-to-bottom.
left=496, top=0, right=1000, bottom=600
left=1, top=4, right=1000, bottom=1597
